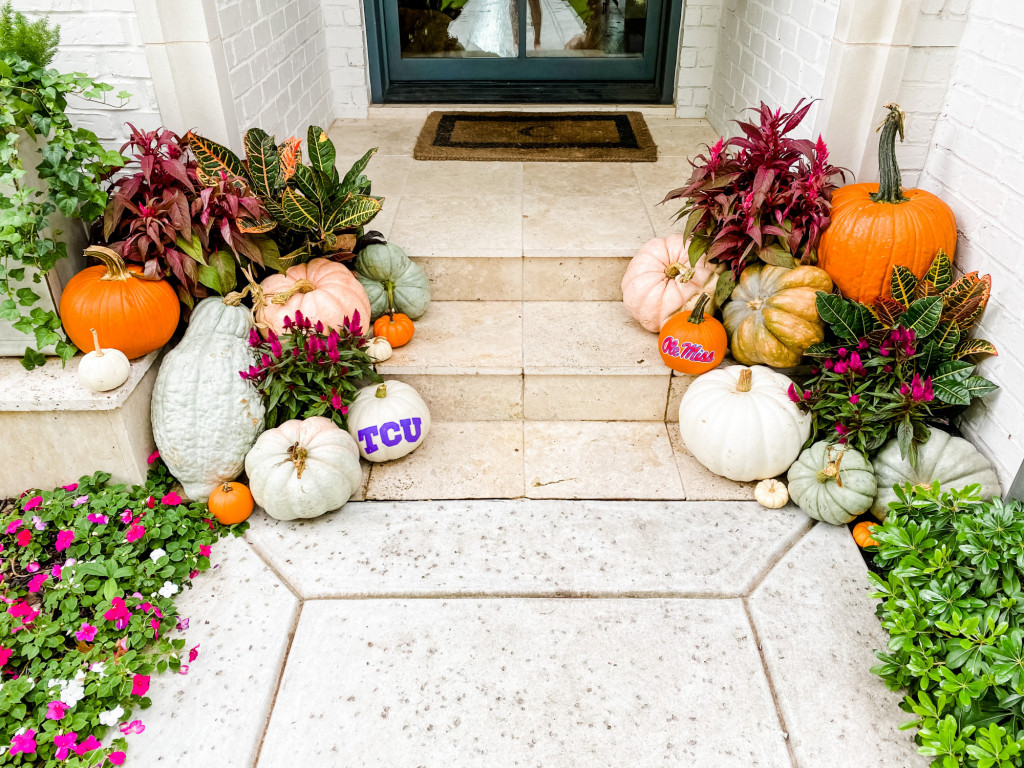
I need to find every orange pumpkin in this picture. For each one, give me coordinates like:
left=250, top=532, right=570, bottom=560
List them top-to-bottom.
left=818, top=104, right=956, bottom=305
left=59, top=246, right=180, bottom=360
left=658, top=293, right=727, bottom=374
left=373, top=312, right=414, bottom=348
left=208, top=481, right=254, bottom=525
left=852, top=520, right=879, bottom=548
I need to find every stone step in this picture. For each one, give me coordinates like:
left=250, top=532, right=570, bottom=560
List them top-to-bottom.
left=380, top=300, right=696, bottom=422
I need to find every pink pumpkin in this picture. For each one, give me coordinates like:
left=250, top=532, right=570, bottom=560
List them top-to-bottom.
left=621, top=235, right=724, bottom=332
left=257, top=258, right=371, bottom=336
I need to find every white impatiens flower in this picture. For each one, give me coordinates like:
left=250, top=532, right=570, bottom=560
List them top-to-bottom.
left=149, top=548, right=167, bottom=563
left=158, top=580, right=179, bottom=598
left=90, top=662, right=108, bottom=678
left=59, top=679, right=85, bottom=707
left=98, top=705, right=125, bottom=726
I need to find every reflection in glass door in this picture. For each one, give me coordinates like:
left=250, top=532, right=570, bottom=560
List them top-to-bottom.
left=368, top=0, right=679, bottom=102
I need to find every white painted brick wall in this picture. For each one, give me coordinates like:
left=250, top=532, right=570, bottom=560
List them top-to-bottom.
left=19, top=0, right=161, bottom=147
left=215, top=0, right=334, bottom=138
left=321, top=0, right=371, bottom=117
left=674, top=0, right=722, bottom=118
left=706, top=0, right=839, bottom=138
left=918, top=0, right=1024, bottom=488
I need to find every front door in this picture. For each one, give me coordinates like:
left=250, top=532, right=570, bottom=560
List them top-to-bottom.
left=364, top=0, right=683, bottom=102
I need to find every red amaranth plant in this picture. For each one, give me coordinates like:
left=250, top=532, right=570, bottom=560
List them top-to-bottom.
left=663, top=100, right=846, bottom=301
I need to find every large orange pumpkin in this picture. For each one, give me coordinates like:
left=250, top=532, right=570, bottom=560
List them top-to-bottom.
left=818, top=104, right=957, bottom=305
left=59, top=246, right=180, bottom=360
left=257, top=258, right=371, bottom=337
left=658, top=293, right=727, bottom=374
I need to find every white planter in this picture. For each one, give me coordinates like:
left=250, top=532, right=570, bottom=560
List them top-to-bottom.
left=0, top=131, right=89, bottom=356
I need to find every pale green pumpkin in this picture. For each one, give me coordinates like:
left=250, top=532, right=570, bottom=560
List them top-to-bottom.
left=354, top=243, right=431, bottom=321
left=787, top=441, right=877, bottom=525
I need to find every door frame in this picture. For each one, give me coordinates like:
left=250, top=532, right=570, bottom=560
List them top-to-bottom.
left=363, top=0, right=684, bottom=103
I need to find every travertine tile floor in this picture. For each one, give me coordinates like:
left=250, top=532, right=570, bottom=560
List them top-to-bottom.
left=134, top=117, right=927, bottom=767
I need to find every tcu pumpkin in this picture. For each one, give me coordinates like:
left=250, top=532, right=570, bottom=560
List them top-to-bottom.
left=818, top=104, right=957, bottom=304
left=621, top=235, right=723, bottom=332
left=257, top=258, right=370, bottom=336
left=658, top=293, right=726, bottom=374
left=678, top=366, right=810, bottom=482
left=346, top=381, right=431, bottom=462
left=245, top=416, right=363, bottom=521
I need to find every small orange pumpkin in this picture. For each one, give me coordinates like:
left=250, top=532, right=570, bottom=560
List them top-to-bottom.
left=818, top=104, right=957, bottom=305
left=59, top=246, right=180, bottom=359
left=658, top=293, right=727, bottom=374
left=373, top=312, right=414, bottom=348
left=208, top=481, right=254, bottom=525
left=852, top=520, right=879, bottom=548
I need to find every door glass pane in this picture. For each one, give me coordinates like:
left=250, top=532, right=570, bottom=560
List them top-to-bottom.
left=399, top=0, right=517, bottom=58
left=527, top=0, right=645, bottom=57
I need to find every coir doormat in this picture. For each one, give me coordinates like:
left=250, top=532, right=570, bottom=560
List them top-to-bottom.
left=414, top=111, right=657, bottom=162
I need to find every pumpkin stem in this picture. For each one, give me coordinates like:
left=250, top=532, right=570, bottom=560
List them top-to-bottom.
left=870, top=103, right=909, bottom=205
left=86, top=245, right=133, bottom=282
left=665, top=263, right=695, bottom=283
left=270, top=279, right=316, bottom=305
left=385, top=281, right=397, bottom=316
left=687, top=293, right=711, bottom=325
left=89, top=328, right=103, bottom=357
left=736, top=368, right=753, bottom=392
left=375, top=383, right=388, bottom=398
left=288, top=442, right=309, bottom=479
left=816, top=447, right=845, bottom=488
left=221, top=481, right=233, bottom=493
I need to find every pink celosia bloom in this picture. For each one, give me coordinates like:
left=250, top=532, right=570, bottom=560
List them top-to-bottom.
left=248, top=327, right=261, bottom=347
left=268, top=330, right=282, bottom=358
left=837, top=347, right=847, bottom=358
left=833, top=361, right=848, bottom=374
left=786, top=383, right=800, bottom=404
left=331, top=392, right=344, bottom=410
left=849, top=395, right=860, bottom=405
left=835, top=422, right=849, bottom=436
left=147, top=450, right=160, bottom=464
left=160, top=491, right=182, bottom=506
left=72, top=495, right=89, bottom=507
left=23, top=496, right=41, bottom=512
left=145, top=496, right=155, bottom=509
left=120, top=509, right=134, bottom=524
left=87, top=513, right=108, bottom=524
left=31, top=516, right=46, bottom=530
left=5, top=519, right=22, bottom=534
left=126, top=524, right=145, bottom=543
left=16, top=529, right=30, bottom=547
left=55, top=529, right=75, bottom=551
left=199, top=544, right=211, bottom=557
left=25, top=561, right=39, bottom=573
left=27, top=574, right=47, bottom=593
left=104, top=597, right=132, bottom=630
left=177, top=617, right=190, bottom=631
left=76, top=623, right=98, bottom=642
left=0, top=647, right=12, bottom=666
left=131, top=674, right=150, bottom=697
left=46, top=700, right=69, bottom=720
left=119, top=720, right=145, bottom=736
left=9, top=729, right=37, bottom=755
left=53, top=732, right=77, bottom=760
left=74, top=734, right=101, bottom=755
left=109, top=751, right=128, bottom=765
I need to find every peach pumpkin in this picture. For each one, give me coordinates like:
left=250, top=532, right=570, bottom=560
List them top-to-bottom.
left=621, top=235, right=724, bottom=332
left=257, top=258, right=371, bottom=336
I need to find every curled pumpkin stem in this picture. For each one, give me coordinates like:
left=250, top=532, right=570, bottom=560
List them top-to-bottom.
left=270, top=279, right=316, bottom=305
left=288, top=442, right=308, bottom=479
left=816, top=447, right=845, bottom=488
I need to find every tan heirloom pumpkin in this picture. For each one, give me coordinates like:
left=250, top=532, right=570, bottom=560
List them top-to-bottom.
left=621, top=234, right=724, bottom=332
left=723, top=264, right=833, bottom=368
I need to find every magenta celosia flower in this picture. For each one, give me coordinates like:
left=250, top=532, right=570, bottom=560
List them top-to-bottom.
left=283, top=314, right=293, bottom=329
left=248, top=327, right=261, bottom=347
left=268, top=329, right=282, bottom=358
left=837, top=347, right=847, bottom=358
left=847, top=352, right=866, bottom=375
left=822, top=359, right=833, bottom=371
left=833, top=361, right=848, bottom=374
left=909, top=373, right=934, bottom=402
left=787, top=383, right=800, bottom=403
left=331, top=392, right=344, bottom=410
left=849, top=395, right=860, bottom=405
left=835, top=422, right=849, bottom=436
left=61, top=483, right=78, bottom=492
left=160, top=491, right=182, bottom=506
left=71, top=495, right=89, bottom=507
left=23, top=496, right=42, bottom=512
left=87, top=513, right=108, bottom=524
left=5, top=518, right=22, bottom=534
left=126, top=524, right=145, bottom=543
left=16, top=529, right=31, bottom=547
left=55, top=529, right=75, bottom=551
left=199, top=544, right=211, bottom=557
left=27, top=573, right=47, bottom=593
left=104, top=597, right=132, bottom=630
left=75, top=623, right=98, bottom=642
left=188, top=643, right=201, bottom=662
left=131, top=674, right=151, bottom=697
left=46, top=700, right=69, bottom=720
left=119, top=720, right=145, bottom=735
left=10, top=729, right=37, bottom=755
left=53, top=732, right=77, bottom=759
left=74, top=734, right=101, bottom=755
left=109, top=751, right=128, bottom=765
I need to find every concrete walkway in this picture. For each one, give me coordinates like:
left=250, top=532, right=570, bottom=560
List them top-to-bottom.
left=131, top=500, right=926, bottom=767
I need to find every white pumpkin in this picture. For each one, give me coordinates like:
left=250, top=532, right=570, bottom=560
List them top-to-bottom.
left=151, top=297, right=265, bottom=502
left=77, top=328, right=130, bottom=392
left=365, top=336, right=392, bottom=363
left=678, top=365, right=810, bottom=482
left=346, top=381, right=431, bottom=462
left=245, top=416, right=363, bottom=521
left=871, top=427, right=1001, bottom=520
left=754, top=478, right=789, bottom=509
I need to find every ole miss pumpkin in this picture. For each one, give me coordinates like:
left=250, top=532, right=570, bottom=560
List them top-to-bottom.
left=658, top=293, right=727, bottom=374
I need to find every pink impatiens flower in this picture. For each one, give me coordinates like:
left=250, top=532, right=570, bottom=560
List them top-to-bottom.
left=849, top=394, right=860, bottom=405
left=147, top=450, right=160, bottom=464
left=61, top=483, right=78, bottom=492
left=160, top=491, right=182, bottom=506
left=71, top=495, right=89, bottom=507
left=23, top=496, right=42, bottom=511
left=145, top=496, right=156, bottom=509
left=120, top=509, right=134, bottom=524
left=87, top=513, right=108, bottom=524
left=31, top=516, right=46, bottom=530
left=5, top=519, right=22, bottom=534
left=126, top=524, right=146, bottom=543
left=15, top=529, right=30, bottom=547
left=55, top=529, right=75, bottom=551
left=199, top=544, right=211, bottom=557
left=25, top=562, right=39, bottom=573
left=27, top=573, right=47, bottom=593
left=104, top=597, right=132, bottom=630
left=177, top=617, right=190, bottom=631
left=150, top=618, right=160, bottom=639
left=75, top=623, right=98, bottom=642
left=188, top=643, right=200, bottom=662
left=0, top=647, right=12, bottom=666
left=131, top=674, right=151, bottom=697
left=46, top=700, right=69, bottom=720
left=119, top=720, right=145, bottom=735
left=9, top=729, right=37, bottom=755
left=53, top=732, right=78, bottom=759
left=74, top=734, right=101, bottom=755
left=109, top=752, right=128, bottom=765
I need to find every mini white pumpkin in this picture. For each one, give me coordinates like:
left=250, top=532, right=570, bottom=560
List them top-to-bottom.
left=77, top=328, right=130, bottom=392
left=365, top=336, right=392, bottom=363
left=678, top=365, right=810, bottom=482
left=346, top=380, right=431, bottom=462
left=245, top=416, right=363, bottom=521
left=871, top=427, right=1001, bottom=520
left=754, top=478, right=789, bottom=509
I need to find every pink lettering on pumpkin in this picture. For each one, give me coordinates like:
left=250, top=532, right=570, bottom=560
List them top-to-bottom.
left=661, top=336, right=715, bottom=364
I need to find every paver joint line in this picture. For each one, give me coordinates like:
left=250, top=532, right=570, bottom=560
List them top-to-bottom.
left=742, top=519, right=817, bottom=598
left=244, top=537, right=303, bottom=599
left=299, top=590, right=747, bottom=600
left=252, top=600, right=304, bottom=768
